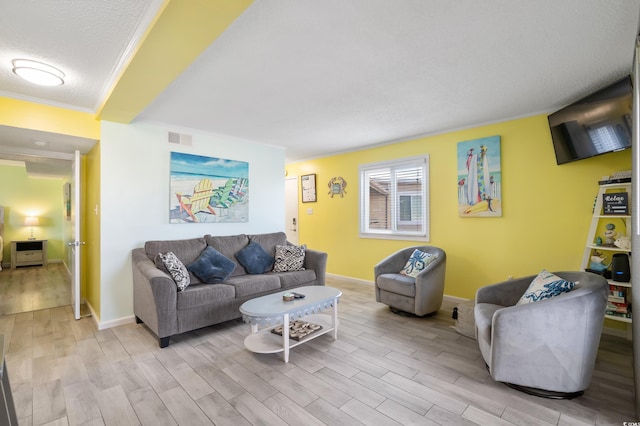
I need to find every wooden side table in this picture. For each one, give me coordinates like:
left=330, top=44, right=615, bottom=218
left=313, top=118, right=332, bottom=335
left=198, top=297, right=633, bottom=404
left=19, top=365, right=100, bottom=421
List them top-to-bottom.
left=10, top=240, right=48, bottom=269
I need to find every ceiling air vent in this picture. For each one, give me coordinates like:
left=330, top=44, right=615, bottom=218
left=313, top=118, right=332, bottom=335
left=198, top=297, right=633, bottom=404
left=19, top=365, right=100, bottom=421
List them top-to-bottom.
left=168, top=132, right=192, bottom=146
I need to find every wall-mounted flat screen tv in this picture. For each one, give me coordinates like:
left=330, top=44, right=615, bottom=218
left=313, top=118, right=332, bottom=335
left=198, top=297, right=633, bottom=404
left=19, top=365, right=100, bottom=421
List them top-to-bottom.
left=548, top=75, right=632, bottom=165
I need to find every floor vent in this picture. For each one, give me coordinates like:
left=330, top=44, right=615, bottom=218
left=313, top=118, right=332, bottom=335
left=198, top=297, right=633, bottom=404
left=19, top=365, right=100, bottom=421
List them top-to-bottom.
left=168, top=132, right=192, bottom=146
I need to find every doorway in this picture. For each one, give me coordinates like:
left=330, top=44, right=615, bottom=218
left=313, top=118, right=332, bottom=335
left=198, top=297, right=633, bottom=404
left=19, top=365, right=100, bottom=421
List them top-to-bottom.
left=285, top=176, right=299, bottom=245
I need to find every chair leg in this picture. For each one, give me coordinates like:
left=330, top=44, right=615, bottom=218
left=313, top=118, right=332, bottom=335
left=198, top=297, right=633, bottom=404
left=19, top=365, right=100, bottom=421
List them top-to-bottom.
left=159, top=336, right=170, bottom=348
left=483, top=363, right=584, bottom=400
left=503, top=382, right=584, bottom=400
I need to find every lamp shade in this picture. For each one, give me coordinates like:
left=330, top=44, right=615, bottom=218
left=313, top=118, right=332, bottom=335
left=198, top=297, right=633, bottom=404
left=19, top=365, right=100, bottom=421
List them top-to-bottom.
left=24, top=216, right=39, bottom=226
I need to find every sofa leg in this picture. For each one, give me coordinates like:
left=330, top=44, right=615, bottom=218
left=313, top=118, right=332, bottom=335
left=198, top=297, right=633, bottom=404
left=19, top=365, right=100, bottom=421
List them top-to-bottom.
left=135, top=316, right=143, bottom=324
left=159, top=337, right=170, bottom=348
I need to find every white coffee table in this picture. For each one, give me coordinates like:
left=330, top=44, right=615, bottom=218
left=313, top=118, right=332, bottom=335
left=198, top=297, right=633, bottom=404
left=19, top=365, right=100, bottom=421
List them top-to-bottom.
left=239, top=286, right=342, bottom=362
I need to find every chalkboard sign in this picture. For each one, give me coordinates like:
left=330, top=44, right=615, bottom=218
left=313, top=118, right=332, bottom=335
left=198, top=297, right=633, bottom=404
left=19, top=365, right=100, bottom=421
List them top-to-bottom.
left=603, top=192, right=628, bottom=215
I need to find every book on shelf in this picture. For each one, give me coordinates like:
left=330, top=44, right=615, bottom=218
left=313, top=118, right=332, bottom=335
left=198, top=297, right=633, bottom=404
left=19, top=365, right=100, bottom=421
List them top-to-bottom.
left=608, top=295, right=626, bottom=304
left=606, top=301, right=631, bottom=317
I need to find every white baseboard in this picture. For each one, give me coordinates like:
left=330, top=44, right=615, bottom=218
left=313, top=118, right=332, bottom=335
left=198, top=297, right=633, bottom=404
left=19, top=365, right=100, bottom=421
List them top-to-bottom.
left=327, top=272, right=373, bottom=286
left=84, top=300, right=136, bottom=330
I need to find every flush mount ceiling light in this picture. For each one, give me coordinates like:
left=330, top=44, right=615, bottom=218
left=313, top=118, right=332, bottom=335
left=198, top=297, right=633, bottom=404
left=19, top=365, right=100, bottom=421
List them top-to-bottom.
left=12, top=59, right=65, bottom=86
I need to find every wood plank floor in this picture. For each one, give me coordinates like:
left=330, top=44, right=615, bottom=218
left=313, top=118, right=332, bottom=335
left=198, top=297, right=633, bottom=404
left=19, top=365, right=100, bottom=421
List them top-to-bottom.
left=0, top=264, right=70, bottom=316
left=0, top=275, right=635, bottom=425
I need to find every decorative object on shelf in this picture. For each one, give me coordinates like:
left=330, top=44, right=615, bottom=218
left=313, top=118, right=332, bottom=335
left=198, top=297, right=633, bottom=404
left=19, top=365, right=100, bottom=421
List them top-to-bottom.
left=457, top=135, right=502, bottom=217
left=169, top=152, right=248, bottom=224
left=301, top=174, right=317, bottom=203
left=328, top=176, right=347, bottom=198
left=603, top=192, right=628, bottom=215
left=24, top=216, right=38, bottom=240
left=604, top=223, right=617, bottom=245
left=595, top=236, right=603, bottom=246
left=614, top=236, right=631, bottom=250
left=589, top=252, right=609, bottom=272
left=270, top=320, right=323, bottom=341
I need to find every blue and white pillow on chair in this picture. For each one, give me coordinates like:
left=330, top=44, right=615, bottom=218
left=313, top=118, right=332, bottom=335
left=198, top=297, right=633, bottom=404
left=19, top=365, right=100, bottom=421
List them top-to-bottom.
left=400, top=249, right=436, bottom=278
left=517, top=269, right=576, bottom=304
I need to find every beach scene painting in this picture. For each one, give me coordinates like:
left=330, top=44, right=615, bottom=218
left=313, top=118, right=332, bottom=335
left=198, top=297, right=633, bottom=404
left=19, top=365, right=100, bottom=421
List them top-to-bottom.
left=457, top=135, right=502, bottom=217
left=170, top=152, right=249, bottom=223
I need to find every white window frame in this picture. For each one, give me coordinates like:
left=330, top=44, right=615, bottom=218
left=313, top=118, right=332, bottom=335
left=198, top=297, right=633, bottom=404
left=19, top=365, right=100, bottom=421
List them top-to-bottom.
left=359, top=155, right=429, bottom=241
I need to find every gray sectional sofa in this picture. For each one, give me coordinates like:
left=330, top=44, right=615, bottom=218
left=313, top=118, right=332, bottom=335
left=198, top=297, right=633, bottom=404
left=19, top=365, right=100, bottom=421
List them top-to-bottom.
left=132, top=232, right=327, bottom=347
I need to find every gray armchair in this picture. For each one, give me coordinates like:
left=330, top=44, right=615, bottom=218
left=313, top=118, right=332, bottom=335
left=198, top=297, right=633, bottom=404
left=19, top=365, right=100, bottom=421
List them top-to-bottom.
left=374, top=246, right=446, bottom=316
left=474, top=271, right=608, bottom=398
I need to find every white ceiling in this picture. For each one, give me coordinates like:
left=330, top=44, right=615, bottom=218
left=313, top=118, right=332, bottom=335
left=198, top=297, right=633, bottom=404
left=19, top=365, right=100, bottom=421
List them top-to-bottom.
left=1, top=0, right=639, bottom=175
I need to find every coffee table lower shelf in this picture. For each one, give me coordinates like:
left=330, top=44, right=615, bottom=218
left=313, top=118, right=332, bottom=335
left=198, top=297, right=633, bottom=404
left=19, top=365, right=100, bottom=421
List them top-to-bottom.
left=243, top=313, right=336, bottom=357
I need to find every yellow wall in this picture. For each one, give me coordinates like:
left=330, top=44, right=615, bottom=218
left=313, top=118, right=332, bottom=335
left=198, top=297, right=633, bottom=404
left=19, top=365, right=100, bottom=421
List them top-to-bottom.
left=0, top=97, right=100, bottom=139
left=287, top=114, right=632, bottom=300
left=84, top=143, right=101, bottom=318
left=0, top=164, right=66, bottom=262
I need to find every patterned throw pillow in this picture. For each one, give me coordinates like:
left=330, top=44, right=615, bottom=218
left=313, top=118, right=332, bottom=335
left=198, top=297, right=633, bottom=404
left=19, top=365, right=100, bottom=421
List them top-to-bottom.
left=273, top=244, right=306, bottom=272
left=400, top=249, right=436, bottom=277
left=158, top=251, right=190, bottom=291
left=516, top=269, right=576, bottom=305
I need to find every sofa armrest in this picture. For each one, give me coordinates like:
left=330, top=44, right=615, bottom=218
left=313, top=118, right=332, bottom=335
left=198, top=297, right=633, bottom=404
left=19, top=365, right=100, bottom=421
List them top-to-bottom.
left=132, top=248, right=178, bottom=339
left=304, top=248, right=327, bottom=285
left=475, top=276, right=532, bottom=306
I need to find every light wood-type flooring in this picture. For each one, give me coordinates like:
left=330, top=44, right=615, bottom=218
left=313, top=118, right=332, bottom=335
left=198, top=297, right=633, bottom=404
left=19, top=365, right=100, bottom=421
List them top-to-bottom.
left=0, top=263, right=70, bottom=316
left=0, top=275, right=635, bottom=425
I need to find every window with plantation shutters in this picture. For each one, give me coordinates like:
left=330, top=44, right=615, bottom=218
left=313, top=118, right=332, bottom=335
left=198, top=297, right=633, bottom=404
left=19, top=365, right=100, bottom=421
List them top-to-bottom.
left=359, top=155, right=429, bottom=240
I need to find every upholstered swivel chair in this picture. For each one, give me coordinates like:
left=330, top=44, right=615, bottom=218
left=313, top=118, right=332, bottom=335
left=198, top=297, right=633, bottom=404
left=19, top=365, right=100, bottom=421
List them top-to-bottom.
left=374, top=246, right=446, bottom=316
left=474, top=271, right=608, bottom=399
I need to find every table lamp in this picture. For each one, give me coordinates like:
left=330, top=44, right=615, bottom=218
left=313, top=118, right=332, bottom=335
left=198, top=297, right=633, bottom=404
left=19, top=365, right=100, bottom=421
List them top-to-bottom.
left=24, top=216, right=39, bottom=240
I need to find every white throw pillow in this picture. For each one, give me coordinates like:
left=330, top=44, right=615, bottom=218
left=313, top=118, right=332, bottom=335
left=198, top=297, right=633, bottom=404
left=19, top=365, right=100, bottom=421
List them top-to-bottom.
left=273, top=244, right=306, bottom=272
left=400, top=249, right=436, bottom=278
left=158, top=251, right=190, bottom=291
left=516, top=269, right=576, bottom=305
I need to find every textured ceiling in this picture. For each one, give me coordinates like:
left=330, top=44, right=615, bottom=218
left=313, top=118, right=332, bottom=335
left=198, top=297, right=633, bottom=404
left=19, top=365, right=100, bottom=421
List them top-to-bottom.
left=0, top=0, right=639, bottom=173
left=0, top=0, right=162, bottom=111
left=138, top=0, right=640, bottom=161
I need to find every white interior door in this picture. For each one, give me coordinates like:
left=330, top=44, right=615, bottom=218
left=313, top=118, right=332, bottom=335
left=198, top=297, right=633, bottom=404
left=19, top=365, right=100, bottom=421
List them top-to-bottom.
left=69, top=150, right=82, bottom=319
left=285, top=177, right=299, bottom=244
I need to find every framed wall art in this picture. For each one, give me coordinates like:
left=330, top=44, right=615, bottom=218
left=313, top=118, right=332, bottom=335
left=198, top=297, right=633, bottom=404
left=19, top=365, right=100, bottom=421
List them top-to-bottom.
left=457, top=135, right=502, bottom=217
left=169, top=152, right=249, bottom=223
left=301, top=174, right=317, bottom=203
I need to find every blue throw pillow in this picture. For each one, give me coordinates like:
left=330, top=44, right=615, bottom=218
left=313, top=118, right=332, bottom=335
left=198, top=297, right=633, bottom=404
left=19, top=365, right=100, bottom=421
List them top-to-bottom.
left=236, top=241, right=275, bottom=274
left=187, top=246, right=237, bottom=284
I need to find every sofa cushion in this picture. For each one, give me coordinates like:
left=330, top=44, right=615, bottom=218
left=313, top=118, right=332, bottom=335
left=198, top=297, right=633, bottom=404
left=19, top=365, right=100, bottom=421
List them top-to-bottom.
left=248, top=232, right=287, bottom=258
left=205, top=234, right=249, bottom=276
left=146, top=237, right=207, bottom=265
left=235, top=241, right=275, bottom=274
left=274, top=244, right=306, bottom=272
left=187, top=246, right=237, bottom=284
left=400, top=249, right=436, bottom=277
left=158, top=251, right=190, bottom=291
left=516, top=269, right=576, bottom=305
left=276, top=270, right=317, bottom=288
left=376, top=273, right=415, bottom=297
left=225, top=274, right=281, bottom=298
left=177, top=283, right=235, bottom=310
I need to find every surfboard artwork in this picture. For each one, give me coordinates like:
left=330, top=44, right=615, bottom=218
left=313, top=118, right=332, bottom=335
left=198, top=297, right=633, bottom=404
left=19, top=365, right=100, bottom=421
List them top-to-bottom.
left=457, top=136, right=501, bottom=217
